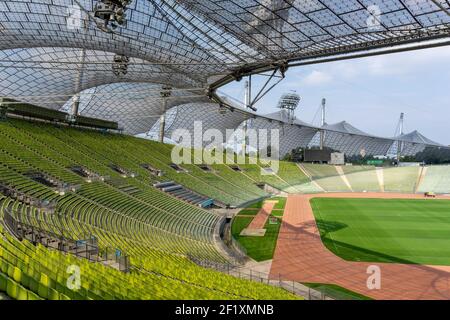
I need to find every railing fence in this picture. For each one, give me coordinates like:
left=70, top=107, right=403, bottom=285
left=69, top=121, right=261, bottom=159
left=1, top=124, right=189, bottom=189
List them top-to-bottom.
left=188, top=256, right=335, bottom=300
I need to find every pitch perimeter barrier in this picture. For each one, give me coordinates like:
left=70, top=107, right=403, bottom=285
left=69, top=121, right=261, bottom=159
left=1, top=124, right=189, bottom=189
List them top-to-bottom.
left=188, top=257, right=360, bottom=300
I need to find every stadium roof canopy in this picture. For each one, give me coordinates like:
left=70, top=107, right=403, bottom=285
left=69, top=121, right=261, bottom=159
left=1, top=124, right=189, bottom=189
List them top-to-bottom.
left=1, top=1, right=450, bottom=99
left=322, top=121, right=372, bottom=137
left=394, top=130, right=444, bottom=147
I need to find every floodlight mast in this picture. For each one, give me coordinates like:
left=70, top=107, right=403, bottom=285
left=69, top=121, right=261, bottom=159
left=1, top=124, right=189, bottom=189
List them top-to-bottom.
left=93, top=0, right=132, bottom=30
left=112, top=54, right=130, bottom=76
left=277, top=91, right=300, bottom=123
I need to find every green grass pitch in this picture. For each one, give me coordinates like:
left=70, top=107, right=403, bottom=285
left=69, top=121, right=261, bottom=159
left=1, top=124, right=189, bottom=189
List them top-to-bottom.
left=231, top=197, right=286, bottom=261
left=311, top=198, right=450, bottom=266
left=231, top=215, right=282, bottom=262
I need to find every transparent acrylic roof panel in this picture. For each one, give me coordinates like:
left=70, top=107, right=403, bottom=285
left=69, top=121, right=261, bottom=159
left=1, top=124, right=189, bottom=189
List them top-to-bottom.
left=0, top=0, right=449, bottom=140
left=0, top=0, right=258, bottom=83
left=1, top=0, right=449, bottom=83
left=180, top=0, right=450, bottom=61
left=0, top=47, right=201, bottom=109
left=59, top=82, right=210, bottom=134
left=323, top=131, right=394, bottom=156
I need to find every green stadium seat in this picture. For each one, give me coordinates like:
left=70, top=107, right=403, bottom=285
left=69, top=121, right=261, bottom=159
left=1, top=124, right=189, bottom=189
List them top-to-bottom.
left=0, top=118, right=300, bottom=301
left=0, top=259, right=7, bottom=274
left=0, top=272, right=7, bottom=292
left=21, top=272, right=31, bottom=288
left=38, top=274, right=49, bottom=299
left=6, top=277, right=18, bottom=299
left=29, top=277, right=39, bottom=294
left=17, top=284, right=28, bottom=300
left=48, top=287, right=60, bottom=300
left=27, top=290, right=42, bottom=300
left=59, top=292, right=71, bottom=300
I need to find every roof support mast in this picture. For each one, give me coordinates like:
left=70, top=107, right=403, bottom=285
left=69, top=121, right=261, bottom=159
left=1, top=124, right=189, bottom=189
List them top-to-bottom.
left=70, top=16, right=88, bottom=121
left=71, top=48, right=86, bottom=119
left=242, top=78, right=251, bottom=155
left=159, top=86, right=172, bottom=143
left=320, top=98, right=326, bottom=150
left=397, top=112, right=405, bottom=161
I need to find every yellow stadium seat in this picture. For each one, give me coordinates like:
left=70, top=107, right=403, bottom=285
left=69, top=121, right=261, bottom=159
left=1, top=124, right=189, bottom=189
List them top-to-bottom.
left=0, top=273, right=7, bottom=292
left=6, top=278, right=18, bottom=299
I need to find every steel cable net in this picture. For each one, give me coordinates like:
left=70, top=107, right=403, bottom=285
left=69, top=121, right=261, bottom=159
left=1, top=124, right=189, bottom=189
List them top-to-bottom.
left=0, top=0, right=449, bottom=148
left=1, top=0, right=449, bottom=84
left=178, top=0, right=450, bottom=61
left=0, top=47, right=201, bottom=107
left=59, top=82, right=210, bottom=134
left=161, top=103, right=251, bottom=147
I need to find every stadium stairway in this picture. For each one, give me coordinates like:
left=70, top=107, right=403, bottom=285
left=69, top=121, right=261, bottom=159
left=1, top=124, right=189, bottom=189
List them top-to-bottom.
left=296, top=164, right=325, bottom=192
left=334, top=166, right=353, bottom=191
left=415, top=166, right=428, bottom=193
left=376, top=167, right=385, bottom=192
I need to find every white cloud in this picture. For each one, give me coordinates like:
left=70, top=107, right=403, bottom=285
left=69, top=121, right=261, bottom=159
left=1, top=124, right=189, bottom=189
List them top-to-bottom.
left=302, top=46, right=450, bottom=79
left=356, top=46, right=450, bottom=76
left=301, top=70, right=333, bottom=86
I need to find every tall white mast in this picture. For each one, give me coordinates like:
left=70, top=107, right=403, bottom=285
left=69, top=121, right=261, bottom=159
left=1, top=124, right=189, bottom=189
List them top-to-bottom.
left=242, top=80, right=250, bottom=155
left=320, top=98, right=326, bottom=150
left=397, top=112, right=405, bottom=161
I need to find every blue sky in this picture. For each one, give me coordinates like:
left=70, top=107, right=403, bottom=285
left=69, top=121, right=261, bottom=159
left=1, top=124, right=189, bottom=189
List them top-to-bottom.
left=221, top=46, right=450, bottom=146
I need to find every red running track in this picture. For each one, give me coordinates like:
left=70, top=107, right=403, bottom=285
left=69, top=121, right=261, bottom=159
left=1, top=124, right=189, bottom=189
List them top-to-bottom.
left=269, top=193, right=450, bottom=300
left=247, top=201, right=276, bottom=230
